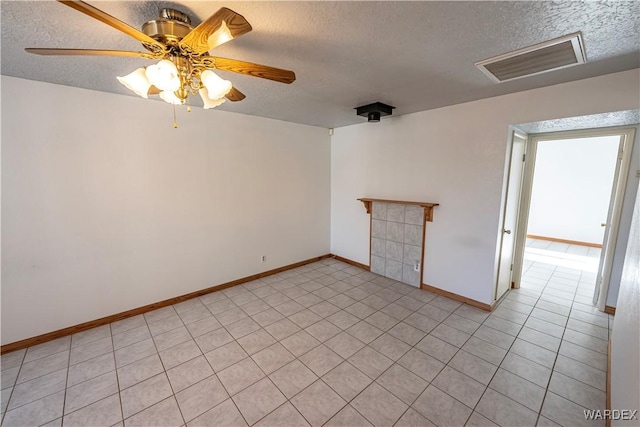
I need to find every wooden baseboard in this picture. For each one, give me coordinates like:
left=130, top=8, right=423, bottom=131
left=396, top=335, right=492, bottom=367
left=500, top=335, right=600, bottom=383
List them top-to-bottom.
left=526, top=234, right=602, bottom=248
left=0, top=254, right=332, bottom=355
left=331, top=255, right=370, bottom=271
left=421, top=282, right=494, bottom=312
left=604, top=305, right=616, bottom=315
left=606, top=339, right=611, bottom=427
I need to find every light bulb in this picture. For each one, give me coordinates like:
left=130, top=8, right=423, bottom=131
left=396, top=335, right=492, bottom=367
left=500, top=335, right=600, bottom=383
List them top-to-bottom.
left=145, top=59, right=180, bottom=92
left=117, top=68, right=151, bottom=98
left=200, top=70, right=232, bottom=100
left=199, top=87, right=226, bottom=109
left=159, top=90, right=183, bottom=105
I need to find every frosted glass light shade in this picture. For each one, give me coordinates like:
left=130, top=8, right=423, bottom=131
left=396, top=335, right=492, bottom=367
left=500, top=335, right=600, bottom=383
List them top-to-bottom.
left=145, top=59, right=180, bottom=92
left=117, top=68, right=151, bottom=98
left=200, top=70, right=232, bottom=100
left=199, top=87, right=226, bottom=109
left=159, top=90, right=183, bottom=105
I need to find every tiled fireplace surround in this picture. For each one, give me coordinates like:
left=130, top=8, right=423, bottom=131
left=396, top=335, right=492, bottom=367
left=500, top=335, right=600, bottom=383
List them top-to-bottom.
left=370, top=202, right=424, bottom=287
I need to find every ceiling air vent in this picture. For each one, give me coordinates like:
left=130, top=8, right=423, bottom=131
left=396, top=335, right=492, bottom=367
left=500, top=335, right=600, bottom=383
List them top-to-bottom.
left=475, top=32, right=586, bottom=83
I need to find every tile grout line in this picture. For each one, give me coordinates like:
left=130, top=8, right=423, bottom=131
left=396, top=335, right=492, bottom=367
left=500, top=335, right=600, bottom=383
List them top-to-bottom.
left=524, top=242, right=608, bottom=425
left=236, top=265, right=352, bottom=427
left=533, top=265, right=594, bottom=427
left=465, top=267, right=603, bottom=426
left=213, top=268, right=330, bottom=427
left=241, top=271, right=429, bottom=425
left=532, top=274, right=566, bottom=427
left=169, top=282, right=270, bottom=425
left=298, top=287, right=439, bottom=425
left=484, top=287, right=606, bottom=422
left=457, top=288, right=541, bottom=426
left=319, top=292, right=511, bottom=426
left=321, top=293, right=446, bottom=426
left=150, top=301, right=264, bottom=425
left=387, top=303, right=484, bottom=426
left=145, top=308, right=191, bottom=427
left=106, top=324, right=127, bottom=427
left=64, top=328, right=119, bottom=423
left=58, top=344, right=73, bottom=426
left=0, top=346, right=28, bottom=426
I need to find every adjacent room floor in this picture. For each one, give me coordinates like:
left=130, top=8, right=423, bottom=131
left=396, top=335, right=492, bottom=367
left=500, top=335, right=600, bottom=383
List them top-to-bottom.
left=522, top=237, right=602, bottom=298
left=1, top=246, right=611, bottom=426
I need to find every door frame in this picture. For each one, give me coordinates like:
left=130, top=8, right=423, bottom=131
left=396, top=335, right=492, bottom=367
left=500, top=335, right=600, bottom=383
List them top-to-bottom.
left=510, top=126, right=635, bottom=311
left=593, top=128, right=636, bottom=309
left=494, top=129, right=528, bottom=300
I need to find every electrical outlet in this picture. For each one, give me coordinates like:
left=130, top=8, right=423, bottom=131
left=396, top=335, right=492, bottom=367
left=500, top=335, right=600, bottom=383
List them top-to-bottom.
left=261, top=255, right=267, bottom=263
left=414, top=261, right=420, bottom=272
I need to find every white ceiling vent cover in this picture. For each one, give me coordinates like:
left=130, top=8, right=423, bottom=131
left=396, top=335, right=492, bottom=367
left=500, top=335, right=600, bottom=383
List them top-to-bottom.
left=475, top=32, right=586, bottom=83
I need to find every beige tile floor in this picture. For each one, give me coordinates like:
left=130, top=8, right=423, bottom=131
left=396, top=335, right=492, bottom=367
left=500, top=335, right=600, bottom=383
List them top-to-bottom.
left=1, top=241, right=611, bottom=426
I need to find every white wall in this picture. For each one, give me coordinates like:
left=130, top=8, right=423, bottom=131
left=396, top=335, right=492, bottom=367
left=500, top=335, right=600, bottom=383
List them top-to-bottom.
left=331, top=69, right=640, bottom=305
left=1, top=76, right=331, bottom=344
left=527, top=136, right=620, bottom=244
left=611, top=185, right=640, bottom=425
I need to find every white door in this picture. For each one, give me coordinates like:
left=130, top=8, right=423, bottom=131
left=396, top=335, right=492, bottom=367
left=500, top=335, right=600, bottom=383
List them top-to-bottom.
left=496, top=133, right=526, bottom=300
left=594, top=133, right=632, bottom=309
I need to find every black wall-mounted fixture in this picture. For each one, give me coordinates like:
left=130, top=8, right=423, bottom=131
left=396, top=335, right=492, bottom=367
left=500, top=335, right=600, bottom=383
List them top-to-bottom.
left=355, top=102, right=395, bottom=123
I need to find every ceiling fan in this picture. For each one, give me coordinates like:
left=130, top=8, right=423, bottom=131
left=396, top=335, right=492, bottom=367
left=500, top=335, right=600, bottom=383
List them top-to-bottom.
left=26, top=1, right=296, bottom=112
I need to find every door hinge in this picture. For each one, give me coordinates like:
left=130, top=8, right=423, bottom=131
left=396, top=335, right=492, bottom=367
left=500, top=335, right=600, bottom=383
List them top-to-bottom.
left=522, top=154, right=526, bottom=162
left=510, top=263, right=513, bottom=271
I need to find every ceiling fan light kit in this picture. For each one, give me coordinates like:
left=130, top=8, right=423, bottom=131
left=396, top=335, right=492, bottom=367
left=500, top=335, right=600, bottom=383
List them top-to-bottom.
left=26, top=1, right=296, bottom=123
left=116, top=57, right=233, bottom=107
left=355, top=102, right=395, bottom=123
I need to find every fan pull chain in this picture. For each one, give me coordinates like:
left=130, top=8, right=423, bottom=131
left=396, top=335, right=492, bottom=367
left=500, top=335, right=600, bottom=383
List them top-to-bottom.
left=173, top=104, right=178, bottom=128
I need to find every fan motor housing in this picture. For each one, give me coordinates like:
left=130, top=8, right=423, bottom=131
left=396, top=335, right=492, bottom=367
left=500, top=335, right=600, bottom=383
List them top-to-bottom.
left=142, top=9, right=193, bottom=44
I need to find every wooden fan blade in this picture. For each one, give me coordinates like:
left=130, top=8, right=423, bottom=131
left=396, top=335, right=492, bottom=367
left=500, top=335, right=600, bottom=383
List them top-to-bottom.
left=58, top=1, right=166, bottom=53
left=179, top=7, right=252, bottom=54
left=25, top=48, right=155, bottom=59
left=210, top=57, right=296, bottom=84
left=147, top=86, right=161, bottom=95
left=226, top=86, right=246, bottom=102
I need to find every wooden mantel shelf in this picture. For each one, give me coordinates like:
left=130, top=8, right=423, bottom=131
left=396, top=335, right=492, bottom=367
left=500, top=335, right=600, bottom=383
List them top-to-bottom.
left=357, top=198, right=439, bottom=222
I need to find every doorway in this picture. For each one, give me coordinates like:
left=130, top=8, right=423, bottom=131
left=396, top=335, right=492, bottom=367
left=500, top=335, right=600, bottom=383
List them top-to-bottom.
left=497, top=127, right=636, bottom=311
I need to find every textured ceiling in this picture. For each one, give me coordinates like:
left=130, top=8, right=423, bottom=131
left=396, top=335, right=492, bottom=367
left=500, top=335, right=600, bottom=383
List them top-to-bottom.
left=1, top=1, right=639, bottom=128
left=516, top=110, right=640, bottom=134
